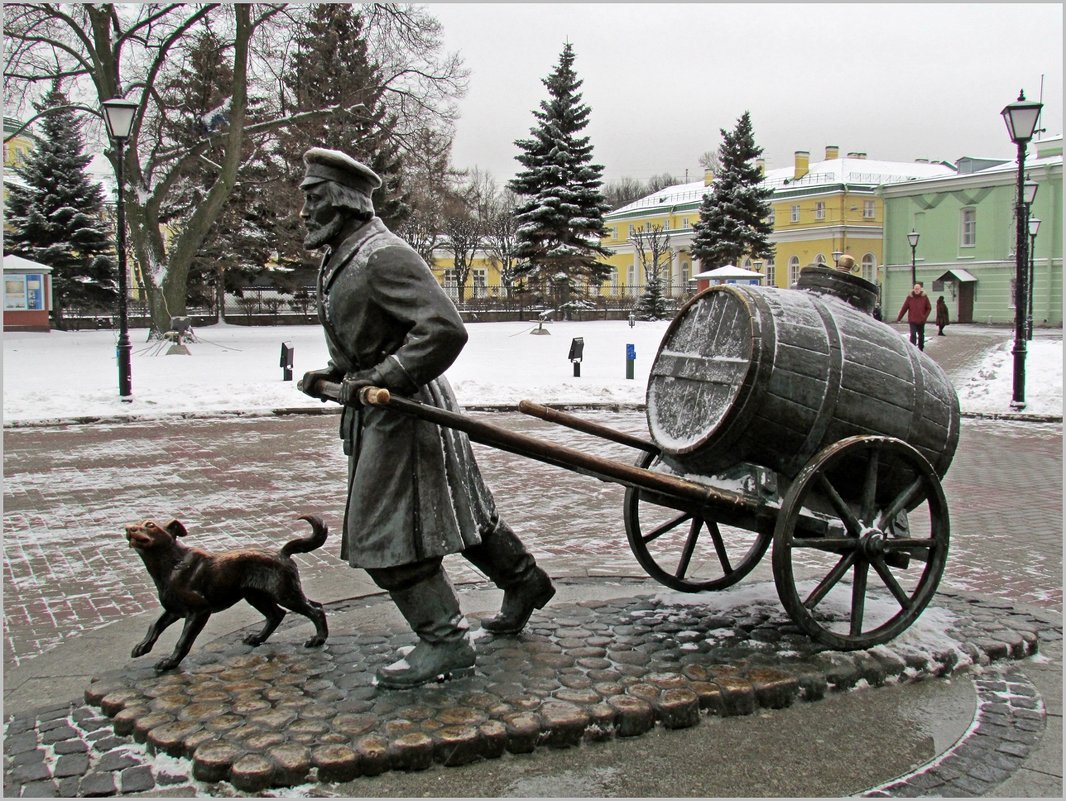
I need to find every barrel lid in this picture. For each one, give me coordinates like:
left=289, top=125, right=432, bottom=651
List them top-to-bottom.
left=647, top=287, right=756, bottom=457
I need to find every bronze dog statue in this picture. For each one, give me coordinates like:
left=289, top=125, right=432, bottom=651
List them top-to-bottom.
left=126, top=514, right=329, bottom=671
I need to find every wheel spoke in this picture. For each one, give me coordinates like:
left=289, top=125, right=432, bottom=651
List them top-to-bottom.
left=861, top=449, right=880, bottom=524
left=817, top=474, right=863, bottom=535
left=877, top=478, right=924, bottom=531
left=643, top=510, right=692, bottom=544
left=675, top=518, right=701, bottom=579
left=707, top=519, right=733, bottom=574
left=804, top=551, right=857, bottom=609
left=871, top=558, right=913, bottom=609
left=850, top=560, right=869, bottom=636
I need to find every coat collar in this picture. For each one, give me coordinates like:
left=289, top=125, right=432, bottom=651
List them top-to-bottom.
left=320, top=217, right=387, bottom=292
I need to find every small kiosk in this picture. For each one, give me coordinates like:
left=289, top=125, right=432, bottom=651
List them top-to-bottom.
left=3, top=254, right=53, bottom=332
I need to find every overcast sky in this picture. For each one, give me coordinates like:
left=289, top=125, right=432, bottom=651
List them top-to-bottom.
left=428, top=2, right=1064, bottom=186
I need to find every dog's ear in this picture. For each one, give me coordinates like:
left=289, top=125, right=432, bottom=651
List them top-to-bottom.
left=165, top=520, right=188, bottom=538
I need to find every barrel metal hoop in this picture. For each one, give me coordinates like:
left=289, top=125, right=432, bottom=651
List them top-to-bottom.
left=788, top=298, right=845, bottom=476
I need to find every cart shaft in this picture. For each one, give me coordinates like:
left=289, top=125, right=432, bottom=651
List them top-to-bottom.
left=323, top=384, right=758, bottom=517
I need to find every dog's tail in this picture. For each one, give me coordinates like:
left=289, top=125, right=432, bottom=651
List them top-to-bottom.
left=282, top=515, right=328, bottom=556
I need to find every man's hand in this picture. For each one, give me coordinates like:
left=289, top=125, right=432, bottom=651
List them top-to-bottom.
left=298, top=367, right=340, bottom=401
left=338, top=368, right=382, bottom=406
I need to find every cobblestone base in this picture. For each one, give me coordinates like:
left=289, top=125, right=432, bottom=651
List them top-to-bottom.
left=4, top=586, right=1059, bottom=797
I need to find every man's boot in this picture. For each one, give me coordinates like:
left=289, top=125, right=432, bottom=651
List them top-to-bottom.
left=463, top=520, right=556, bottom=635
left=376, top=570, right=475, bottom=689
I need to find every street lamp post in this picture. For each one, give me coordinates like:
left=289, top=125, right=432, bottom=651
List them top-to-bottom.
left=1000, top=90, right=1043, bottom=409
left=102, top=98, right=138, bottom=400
left=1027, top=216, right=1041, bottom=340
left=906, top=230, right=920, bottom=286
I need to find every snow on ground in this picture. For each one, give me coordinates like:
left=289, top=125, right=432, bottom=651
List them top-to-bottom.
left=2, top=319, right=1061, bottom=424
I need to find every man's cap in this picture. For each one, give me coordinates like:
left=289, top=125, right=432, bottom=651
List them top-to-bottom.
left=301, top=148, right=382, bottom=194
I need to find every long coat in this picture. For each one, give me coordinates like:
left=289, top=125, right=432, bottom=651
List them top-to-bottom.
left=316, top=217, right=497, bottom=569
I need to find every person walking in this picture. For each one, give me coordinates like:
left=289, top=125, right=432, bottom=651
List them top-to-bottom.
left=296, top=148, right=555, bottom=689
left=896, top=282, right=932, bottom=351
left=935, top=296, right=950, bottom=336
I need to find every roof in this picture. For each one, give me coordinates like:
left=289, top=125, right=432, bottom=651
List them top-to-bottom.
left=609, top=156, right=958, bottom=217
left=4, top=254, right=53, bottom=273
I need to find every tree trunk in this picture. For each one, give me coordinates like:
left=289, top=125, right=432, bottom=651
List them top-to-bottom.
left=215, top=264, right=226, bottom=324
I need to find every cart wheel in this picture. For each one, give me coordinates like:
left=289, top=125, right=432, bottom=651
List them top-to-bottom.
left=772, top=435, right=949, bottom=650
left=624, top=453, right=772, bottom=592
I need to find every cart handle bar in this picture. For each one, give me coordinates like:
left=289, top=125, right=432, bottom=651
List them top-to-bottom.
left=317, top=382, right=759, bottom=517
left=517, top=400, right=659, bottom=453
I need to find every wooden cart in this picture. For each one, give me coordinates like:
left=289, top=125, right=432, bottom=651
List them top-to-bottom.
left=325, top=268, right=960, bottom=651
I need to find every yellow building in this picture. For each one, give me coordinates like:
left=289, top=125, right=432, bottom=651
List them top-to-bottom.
left=4, top=116, right=37, bottom=232
left=603, top=146, right=956, bottom=295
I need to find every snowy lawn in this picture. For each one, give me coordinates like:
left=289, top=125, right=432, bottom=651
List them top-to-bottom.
left=2, top=319, right=1061, bottom=424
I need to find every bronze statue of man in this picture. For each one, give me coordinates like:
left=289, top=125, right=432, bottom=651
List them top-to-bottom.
left=296, top=148, right=555, bottom=689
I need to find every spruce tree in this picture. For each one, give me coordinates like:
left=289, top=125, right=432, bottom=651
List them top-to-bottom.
left=277, top=2, right=408, bottom=257
left=508, top=43, right=611, bottom=298
left=5, top=82, right=117, bottom=328
left=691, top=111, right=775, bottom=268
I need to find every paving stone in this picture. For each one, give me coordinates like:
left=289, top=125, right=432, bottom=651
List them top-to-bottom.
left=192, top=741, right=242, bottom=783
left=311, top=744, right=359, bottom=783
left=95, top=750, right=139, bottom=773
left=52, top=753, right=90, bottom=779
left=230, top=753, right=275, bottom=793
left=119, top=765, right=155, bottom=794
left=78, top=771, right=117, bottom=797
left=19, top=779, right=60, bottom=798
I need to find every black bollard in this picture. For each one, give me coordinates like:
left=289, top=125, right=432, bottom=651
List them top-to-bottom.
left=280, top=342, right=294, bottom=381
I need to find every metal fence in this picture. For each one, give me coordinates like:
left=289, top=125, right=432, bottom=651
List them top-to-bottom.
left=59, top=282, right=695, bottom=329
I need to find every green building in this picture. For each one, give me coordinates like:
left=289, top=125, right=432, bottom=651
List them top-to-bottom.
left=880, top=135, right=1062, bottom=327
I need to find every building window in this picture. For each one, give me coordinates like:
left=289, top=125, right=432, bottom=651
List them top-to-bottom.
left=863, top=200, right=875, bottom=219
left=815, top=201, right=826, bottom=220
left=790, top=205, right=800, bottom=223
left=960, top=208, right=976, bottom=247
left=767, top=209, right=775, bottom=226
left=682, top=217, right=689, bottom=229
left=628, top=225, right=635, bottom=236
left=815, top=253, right=827, bottom=266
left=861, top=253, right=876, bottom=282
left=788, top=256, right=800, bottom=285
left=743, top=258, right=752, bottom=269
left=765, top=259, right=775, bottom=287
left=442, top=269, right=458, bottom=300
left=473, top=269, right=487, bottom=298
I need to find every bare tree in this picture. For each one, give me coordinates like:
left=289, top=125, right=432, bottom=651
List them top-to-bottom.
left=3, top=3, right=466, bottom=333
left=698, top=149, right=721, bottom=176
left=603, top=176, right=647, bottom=210
left=482, top=187, right=521, bottom=297
left=440, top=193, right=483, bottom=305
left=630, top=224, right=673, bottom=320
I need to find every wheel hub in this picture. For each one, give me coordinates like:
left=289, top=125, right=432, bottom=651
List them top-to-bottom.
left=859, top=527, right=885, bottom=558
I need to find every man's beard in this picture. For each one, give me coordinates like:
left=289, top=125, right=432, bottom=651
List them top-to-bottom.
left=303, top=214, right=347, bottom=250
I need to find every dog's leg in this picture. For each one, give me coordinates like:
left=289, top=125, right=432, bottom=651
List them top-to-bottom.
left=277, top=585, right=329, bottom=647
left=243, top=593, right=286, bottom=646
left=293, top=599, right=329, bottom=648
left=132, top=610, right=181, bottom=658
left=155, top=612, right=211, bottom=671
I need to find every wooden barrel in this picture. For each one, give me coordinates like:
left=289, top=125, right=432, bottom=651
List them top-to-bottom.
left=647, top=277, right=960, bottom=482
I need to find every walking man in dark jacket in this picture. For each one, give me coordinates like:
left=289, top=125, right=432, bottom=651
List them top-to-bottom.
left=296, top=148, right=555, bottom=689
left=897, top=282, right=932, bottom=350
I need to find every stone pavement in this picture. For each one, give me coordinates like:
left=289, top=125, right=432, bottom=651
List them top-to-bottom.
left=3, top=323, right=1062, bottom=797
